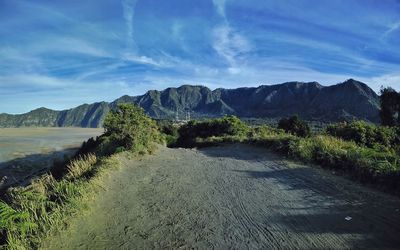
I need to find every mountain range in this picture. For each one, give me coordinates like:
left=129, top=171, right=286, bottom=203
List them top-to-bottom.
left=0, top=79, right=380, bottom=127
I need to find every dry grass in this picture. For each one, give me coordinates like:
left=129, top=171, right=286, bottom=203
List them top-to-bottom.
left=66, top=154, right=97, bottom=180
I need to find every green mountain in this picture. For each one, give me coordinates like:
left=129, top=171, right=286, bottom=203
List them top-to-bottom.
left=0, top=79, right=380, bottom=128
left=0, top=102, right=109, bottom=127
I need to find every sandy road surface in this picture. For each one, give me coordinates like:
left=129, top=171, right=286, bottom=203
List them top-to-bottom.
left=43, top=145, right=400, bottom=249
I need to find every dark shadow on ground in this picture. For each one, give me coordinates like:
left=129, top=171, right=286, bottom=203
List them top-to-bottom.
left=197, top=143, right=278, bottom=162
left=197, top=145, right=400, bottom=249
left=0, top=147, right=78, bottom=192
left=232, top=167, right=400, bottom=249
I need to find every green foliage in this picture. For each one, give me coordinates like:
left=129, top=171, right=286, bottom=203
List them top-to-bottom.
left=380, top=87, right=400, bottom=127
left=101, top=103, right=162, bottom=155
left=177, top=115, right=249, bottom=147
left=278, top=116, right=311, bottom=137
left=157, top=120, right=179, bottom=147
left=325, top=121, right=398, bottom=149
left=248, top=125, right=284, bottom=139
left=0, top=154, right=122, bottom=249
left=66, top=154, right=97, bottom=180
left=0, top=202, right=37, bottom=238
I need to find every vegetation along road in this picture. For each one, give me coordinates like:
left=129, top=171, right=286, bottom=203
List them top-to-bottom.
left=43, top=144, right=400, bottom=249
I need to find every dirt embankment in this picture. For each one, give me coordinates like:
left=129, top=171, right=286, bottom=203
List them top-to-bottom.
left=42, top=145, right=400, bottom=249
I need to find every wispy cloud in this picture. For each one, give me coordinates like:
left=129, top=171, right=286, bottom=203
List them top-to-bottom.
left=122, top=0, right=138, bottom=52
left=211, top=0, right=251, bottom=74
left=213, top=0, right=226, bottom=18
left=381, top=21, right=400, bottom=40
left=212, top=25, right=251, bottom=73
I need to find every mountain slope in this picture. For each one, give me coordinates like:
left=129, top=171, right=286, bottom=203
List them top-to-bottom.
left=0, top=79, right=380, bottom=127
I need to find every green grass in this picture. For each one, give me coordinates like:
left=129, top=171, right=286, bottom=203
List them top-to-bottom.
left=0, top=152, right=127, bottom=249
left=65, top=154, right=97, bottom=180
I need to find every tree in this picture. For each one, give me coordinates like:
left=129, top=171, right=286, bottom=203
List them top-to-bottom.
left=380, top=87, right=400, bottom=127
left=278, top=116, right=311, bottom=137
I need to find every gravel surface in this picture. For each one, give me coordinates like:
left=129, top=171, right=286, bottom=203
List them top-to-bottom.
left=42, top=144, right=400, bottom=249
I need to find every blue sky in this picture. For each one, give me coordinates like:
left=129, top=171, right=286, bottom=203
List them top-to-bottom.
left=1, top=0, right=400, bottom=113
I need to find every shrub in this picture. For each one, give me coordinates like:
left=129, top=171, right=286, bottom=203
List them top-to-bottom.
left=102, top=103, right=162, bottom=154
left=176, top=115, right=249, bottom=147
left=278, top=116, right=311, bottom=137
left=157, top=120, right=179, bottom=147
left=325, top=121, right=396, bottom=148
left=249, top=125, right=284, bottom=139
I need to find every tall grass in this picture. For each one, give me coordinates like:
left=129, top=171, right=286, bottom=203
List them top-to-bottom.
left=0, top=153, right=125, bottom=249
left=0, top=154, right=93, bottom=249
left=66, top=154, right=97, bottom=180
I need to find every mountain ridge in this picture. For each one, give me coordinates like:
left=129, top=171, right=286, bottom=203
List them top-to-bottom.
left=0, top=79, right=380, bottom=127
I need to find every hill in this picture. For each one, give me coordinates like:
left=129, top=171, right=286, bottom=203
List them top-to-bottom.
left=0, top=79, right=380, bottom=127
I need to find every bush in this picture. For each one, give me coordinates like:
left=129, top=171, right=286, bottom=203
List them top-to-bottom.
left=102, top=103, right=162, bottom=155
left=176, top=115, right=249, bottom=147
left=278, top=116, right=311, bottom=137
left=157, top=120, right=179, bottom=147
left=325, top=121, right=397, bottom=149
left=249, top=125, right=284, bottom=139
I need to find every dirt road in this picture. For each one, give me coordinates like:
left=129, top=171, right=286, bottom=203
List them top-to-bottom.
left=43, top=145, right=400, bottom=249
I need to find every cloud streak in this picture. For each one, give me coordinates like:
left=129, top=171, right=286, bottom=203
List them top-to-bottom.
left=122, top=0, right=138, bottom=52
left=213, top=0, right=226, bottom=18
left=382, top=21, right=400, bottom=40
left=212, top=25, right=251, bottom=73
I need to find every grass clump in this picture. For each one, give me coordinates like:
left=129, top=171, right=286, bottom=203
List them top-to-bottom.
left=0, top=154, right=96, bottom=249
left=65, top=154, right=97, bottom=180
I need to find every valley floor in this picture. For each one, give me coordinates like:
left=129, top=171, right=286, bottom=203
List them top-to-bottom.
left=42, top=144, right=400, bottom=249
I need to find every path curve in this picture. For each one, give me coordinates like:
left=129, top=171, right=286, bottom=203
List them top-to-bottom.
left=42, top=144, right=400, bottom=249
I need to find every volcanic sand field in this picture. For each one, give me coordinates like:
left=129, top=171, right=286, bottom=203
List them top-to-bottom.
left=0, top=127, right=103, bottom=189
left=0, top=128, right=103, bottom=163
left=43, top=144, right=400, bottom=249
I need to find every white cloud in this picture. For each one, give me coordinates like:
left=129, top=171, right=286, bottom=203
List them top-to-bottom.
left=122, top=0, right=138, bottom=52
left=211, top=0, right=251, bottom=74
left=213, top=0, right=226, bottom=18
left=382, top=21, right=400, bottom=40
left=212, top=25, right=251, bottom=69
left=49, top=37, right=112, bottom=58
left=123, top=53, right=168, bottom=67
left=368, top=73, right=400, bottom=91
left=0, top=74, right=66, bottom=89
